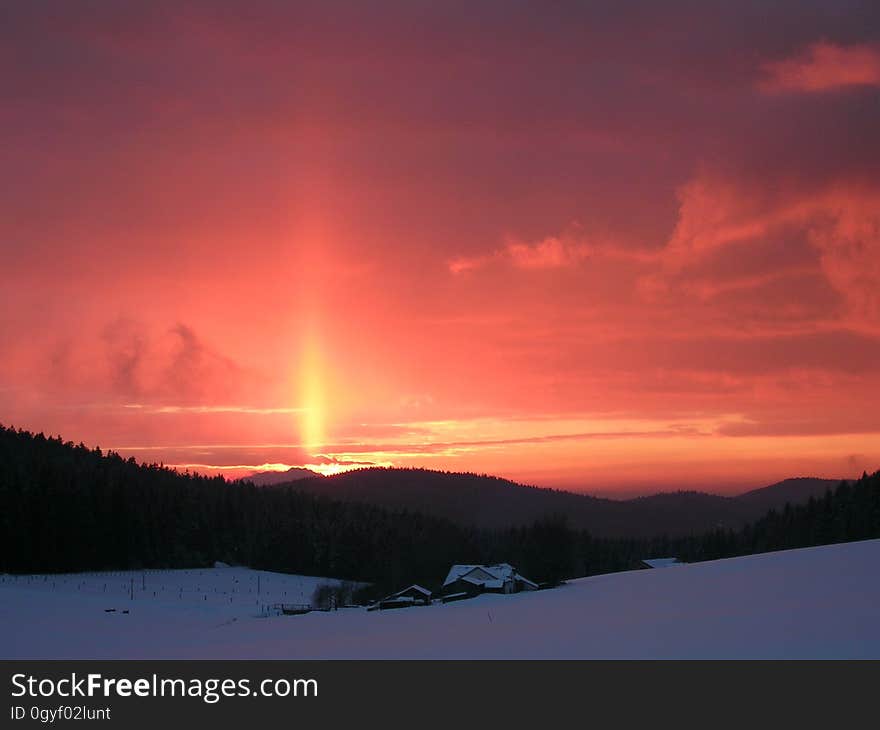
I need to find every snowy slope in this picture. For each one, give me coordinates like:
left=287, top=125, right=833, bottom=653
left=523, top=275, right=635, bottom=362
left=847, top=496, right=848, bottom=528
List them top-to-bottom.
left=2, top=539, right=879, bottom=659
left=0, top=566, right=352, bottom=615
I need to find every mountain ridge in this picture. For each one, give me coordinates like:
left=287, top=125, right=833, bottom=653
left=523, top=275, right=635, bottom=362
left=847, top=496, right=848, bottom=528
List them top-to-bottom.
left=241, top=467, right=321, bottom=486
left=248, top=467, right=845, bottom=538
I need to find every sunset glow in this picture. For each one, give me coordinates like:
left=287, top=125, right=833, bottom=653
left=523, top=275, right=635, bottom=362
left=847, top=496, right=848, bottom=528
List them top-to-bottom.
left=2, top=2, right=879, bottom=495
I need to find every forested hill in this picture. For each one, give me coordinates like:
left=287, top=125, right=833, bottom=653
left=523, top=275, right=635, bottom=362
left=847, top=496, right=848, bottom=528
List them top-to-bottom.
left=0, top=425, right=587, bottom=588
left=2, top=425, right=878, bottom=598
left=0, top=426, right=479, bottom=587
left=257, top=467, right=841, bottom=538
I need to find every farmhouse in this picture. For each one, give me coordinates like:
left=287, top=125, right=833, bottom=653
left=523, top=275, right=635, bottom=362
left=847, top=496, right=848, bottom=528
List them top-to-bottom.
left=442, top=563, right=538, bottom=597
left=369, top=584, right=432, bottom=611
left=391, top=584, right=432, bottom=603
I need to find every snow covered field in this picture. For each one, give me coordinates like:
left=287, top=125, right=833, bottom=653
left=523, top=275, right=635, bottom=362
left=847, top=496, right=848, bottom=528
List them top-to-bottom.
left=3, top=539, right=879, bottom=659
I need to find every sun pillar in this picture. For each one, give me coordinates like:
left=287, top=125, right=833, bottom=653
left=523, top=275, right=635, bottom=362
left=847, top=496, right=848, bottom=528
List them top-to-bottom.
left=299, top=333, right=325, bottom=452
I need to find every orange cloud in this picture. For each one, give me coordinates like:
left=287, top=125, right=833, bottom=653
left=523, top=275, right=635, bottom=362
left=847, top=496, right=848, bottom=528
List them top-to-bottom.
left=760, top=41, right=880, bottom=92
left=648, top=172, right=880, bottom=330
left=663, top=175, right=816, bottom=266
left=808, top=193, right=880, bottom=323
left=449, top=228, right=654, bottom=274
left=449, top=235, right=589, bottom=273
left=506, top=236, right=589, bottom=269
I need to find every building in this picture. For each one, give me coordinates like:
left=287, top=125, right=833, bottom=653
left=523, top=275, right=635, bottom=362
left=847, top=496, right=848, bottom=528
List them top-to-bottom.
left=442, top=563, right=538, bottom=597
left=369, top=584, right=432, bottom=611
left=388, top=584, right=432, bottom=604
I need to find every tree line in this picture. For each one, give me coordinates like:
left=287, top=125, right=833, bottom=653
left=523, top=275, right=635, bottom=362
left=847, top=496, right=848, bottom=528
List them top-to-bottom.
left=2, top=425, right=878, bottom=599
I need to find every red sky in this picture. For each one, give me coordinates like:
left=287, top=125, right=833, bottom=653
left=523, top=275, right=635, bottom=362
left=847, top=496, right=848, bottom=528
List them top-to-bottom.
left=2, top=1, right=879, bottom=496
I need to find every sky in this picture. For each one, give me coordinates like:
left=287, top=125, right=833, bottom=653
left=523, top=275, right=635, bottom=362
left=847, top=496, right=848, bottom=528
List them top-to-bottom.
left=2, top=1, right=879, bottom=496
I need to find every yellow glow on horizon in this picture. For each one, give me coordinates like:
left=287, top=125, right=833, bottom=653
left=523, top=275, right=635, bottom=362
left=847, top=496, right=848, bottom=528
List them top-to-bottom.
left=168, top=462, right=385, bottom=479
left=306, top=462, right=391, bottom=476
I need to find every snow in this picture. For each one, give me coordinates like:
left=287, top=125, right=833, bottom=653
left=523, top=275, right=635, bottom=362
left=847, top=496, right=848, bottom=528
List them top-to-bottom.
left=3, top=539, right=880, bottom=658
left=443, top=563, right=537, bottom=589
left=443, top=565, right=493, bottom=586
left=0, top=566, right=356, bottom=656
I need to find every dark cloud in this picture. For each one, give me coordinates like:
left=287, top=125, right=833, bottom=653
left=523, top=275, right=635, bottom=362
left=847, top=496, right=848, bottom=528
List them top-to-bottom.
left=101, top=318, right=146, bottom=397
left=160, top=324, right=241, bottom=403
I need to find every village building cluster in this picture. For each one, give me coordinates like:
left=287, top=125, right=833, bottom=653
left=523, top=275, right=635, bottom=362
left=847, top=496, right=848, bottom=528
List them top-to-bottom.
left=369, top=562, right=539, bottom=611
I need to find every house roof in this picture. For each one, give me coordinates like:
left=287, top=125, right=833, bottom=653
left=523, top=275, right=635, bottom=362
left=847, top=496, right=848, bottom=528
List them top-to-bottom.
left=642, top=558, right=682, bottom=569
left=443, top=563, right=538, bottom=589
left=443, top=565, right=483, bottom=585
left=515, top=574, right=539, bottom=589
left=391, top=584, right=432, bottom=598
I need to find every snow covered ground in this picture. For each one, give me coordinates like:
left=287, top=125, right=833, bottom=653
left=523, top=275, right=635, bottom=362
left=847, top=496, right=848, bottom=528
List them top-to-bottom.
left=2, top=539, right=879, bottom=659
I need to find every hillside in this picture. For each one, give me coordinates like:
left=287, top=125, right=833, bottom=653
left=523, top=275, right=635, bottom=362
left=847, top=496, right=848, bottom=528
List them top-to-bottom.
left=269, top=468, right=845, bottom=538
left=736, top=477, right=841, bottom=512
left=5, top=539, right=879, bottom=659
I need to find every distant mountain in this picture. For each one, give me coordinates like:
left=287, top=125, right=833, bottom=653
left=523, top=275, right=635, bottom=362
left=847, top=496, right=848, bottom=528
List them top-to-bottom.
left=241, top=467, right=321, bottom=486
left=276, top=468, right=847, bottom=538
left=736, top=477, right=841, bottom=512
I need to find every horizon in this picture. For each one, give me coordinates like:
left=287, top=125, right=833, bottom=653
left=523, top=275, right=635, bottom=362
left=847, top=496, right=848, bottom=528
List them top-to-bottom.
left=2, top=2, right=880, bottom=494
left=3, top=421, right=857, bottom=499
left=230, top=463, right=856, bottom=499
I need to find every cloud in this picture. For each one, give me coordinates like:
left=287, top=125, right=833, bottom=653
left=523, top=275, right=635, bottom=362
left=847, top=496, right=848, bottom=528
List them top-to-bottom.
left=760, top=41, right=880, bottom=92
left=649, top=172, right=880, bottom=329
left=662, top=175, right=814, bottom=266
left=808, top=193, right=880, bottom=323
left=449, top=226, right=593, bottom=274
left=449, top=227, right=653, bottom=274
left=506, top=236, right=589, bottom=269
left=448, top=253, right=493, bottom=275
left=30, top=319, right=252, bottom=408
left=101, top=319, right=147, bottom=397
left=157, top=323, right=242, bottom=403
left=122, top=404, right=306, bottom=415
left=718, top=419, right=879, bottom=438
left=116, top=444, right=378, bottom=470
left=133, top=450, right=384, bottom=479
